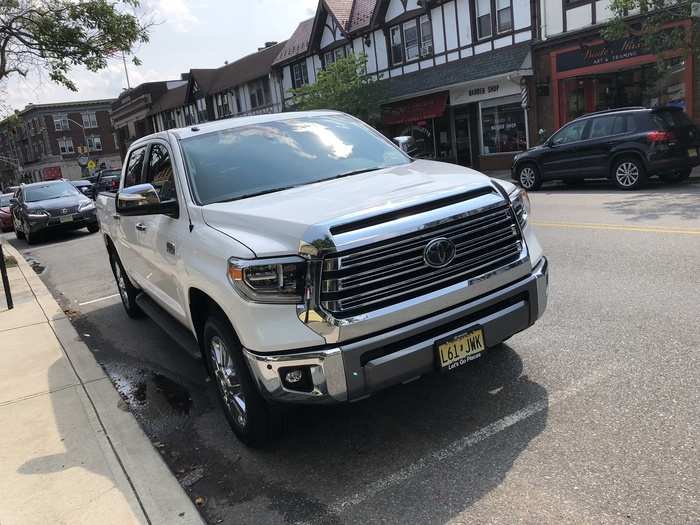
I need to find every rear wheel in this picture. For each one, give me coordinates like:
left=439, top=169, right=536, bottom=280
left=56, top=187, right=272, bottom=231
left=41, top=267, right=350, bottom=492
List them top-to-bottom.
left=612, top=157, right=646, bottom=190
left=517, top=164, right=542, bottom=191
left=109, top=252, right=144, bottom=318
left=203, top=313, right=282, bottom=447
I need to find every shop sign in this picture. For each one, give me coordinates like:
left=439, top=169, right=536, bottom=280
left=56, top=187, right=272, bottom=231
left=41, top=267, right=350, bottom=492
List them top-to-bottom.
left=556, top=36, right=646, bottom=73
left=450, top=78, right=521, bottom=106
left=382, top=92, right=448, bottom=126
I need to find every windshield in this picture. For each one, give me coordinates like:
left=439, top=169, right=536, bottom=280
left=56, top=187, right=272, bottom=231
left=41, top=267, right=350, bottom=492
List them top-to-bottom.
left=180, top=114, right=410, bottom=205
left=24, top=182, right=79, bottom=202
left=0, top=194, right=11, bottom=207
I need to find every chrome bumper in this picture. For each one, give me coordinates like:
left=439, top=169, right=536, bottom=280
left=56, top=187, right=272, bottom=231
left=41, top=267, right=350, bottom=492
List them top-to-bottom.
left=244, top=257, right=549, bottom=404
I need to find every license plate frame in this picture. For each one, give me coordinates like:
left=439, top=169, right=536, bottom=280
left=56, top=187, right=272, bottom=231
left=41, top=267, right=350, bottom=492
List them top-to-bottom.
left=689, top=148, right=698, bottom=158
left=59, top=215, right=73, bottom=223
left=435, top=327, right=486, bottom=372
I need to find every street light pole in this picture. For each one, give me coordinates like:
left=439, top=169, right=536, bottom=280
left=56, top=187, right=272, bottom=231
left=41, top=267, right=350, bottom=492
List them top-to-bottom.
left=66, top=118, right=89, bottom=162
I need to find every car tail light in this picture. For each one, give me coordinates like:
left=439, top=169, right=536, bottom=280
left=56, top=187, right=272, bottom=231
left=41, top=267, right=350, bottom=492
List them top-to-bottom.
left=647, top=131, right=675, bottom=142
left=110, top=179, right=119, bottom=190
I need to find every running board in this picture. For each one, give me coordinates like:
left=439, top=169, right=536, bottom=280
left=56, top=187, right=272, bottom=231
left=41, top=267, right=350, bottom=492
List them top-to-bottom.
left=135, top=293, right=201, bottom=360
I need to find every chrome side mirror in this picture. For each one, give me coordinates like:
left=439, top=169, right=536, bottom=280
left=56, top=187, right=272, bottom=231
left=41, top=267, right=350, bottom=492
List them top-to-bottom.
left=116, top=183, right=178, bottom=218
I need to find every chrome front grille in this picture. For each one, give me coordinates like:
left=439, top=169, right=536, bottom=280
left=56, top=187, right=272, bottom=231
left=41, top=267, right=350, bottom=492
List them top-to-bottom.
left=320, top=203, right=522, bottom=317
left=48, top=206, right=78, bottom=217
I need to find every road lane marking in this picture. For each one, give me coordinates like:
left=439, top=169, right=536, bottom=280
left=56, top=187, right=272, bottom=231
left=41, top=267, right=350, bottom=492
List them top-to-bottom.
left=532, top=221, right=700, bottom=235
left=78, top=293, right=120, bottom=306
left=328, top=367, right=618, bottom=516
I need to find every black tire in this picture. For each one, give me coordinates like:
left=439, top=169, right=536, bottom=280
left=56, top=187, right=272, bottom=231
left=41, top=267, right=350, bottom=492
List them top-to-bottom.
left=612, top=157, right=646, bottom=190
left=516, top=163, right=543, bottom=191
left=677, top=168, right=692, bottom=181
left=14, top=221, right=25, bottom=240
left=87, top=223, right=100, bottom=234
left=25, top=228, right=39, bottom=245
left=109, top=251, right=144, bottom=319
left=203, top=313, right=282, bottom=447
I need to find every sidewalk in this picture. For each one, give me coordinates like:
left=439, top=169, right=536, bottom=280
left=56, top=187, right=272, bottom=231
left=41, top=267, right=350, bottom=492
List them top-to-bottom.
left=0, top=242, right=203, bottom=525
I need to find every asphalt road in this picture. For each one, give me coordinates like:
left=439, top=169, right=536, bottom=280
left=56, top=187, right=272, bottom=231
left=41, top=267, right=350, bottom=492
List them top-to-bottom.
left=3, top=176, right=699, bottom=525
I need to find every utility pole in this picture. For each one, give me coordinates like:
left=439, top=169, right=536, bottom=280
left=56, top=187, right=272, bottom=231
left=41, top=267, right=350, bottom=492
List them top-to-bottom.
left=122, top=51, right=131, bottom=90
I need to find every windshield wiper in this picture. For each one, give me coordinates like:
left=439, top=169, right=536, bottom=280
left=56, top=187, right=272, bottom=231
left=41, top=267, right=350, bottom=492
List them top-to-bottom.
left=330, top=167, right=382, bottom=180
left=215, top=185, right=300, bottom=203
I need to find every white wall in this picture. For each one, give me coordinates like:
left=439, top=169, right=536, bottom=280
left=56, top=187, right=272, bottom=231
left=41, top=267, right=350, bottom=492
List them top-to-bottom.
left=513, top=0, right=531, bottom=30
left=541, top=0, right=617, bottom=39
left=444, top=2, right=459, bottom=50
left=567, top=4, right=592, bottom=31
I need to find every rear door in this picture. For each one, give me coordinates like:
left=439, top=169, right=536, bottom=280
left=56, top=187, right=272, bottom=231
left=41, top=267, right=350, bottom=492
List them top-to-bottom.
left=584, top=114, right=636, bottom=177
left=540, top=119, right=590, bottom=178
left=130, top=141, right=189, bottom=322
left=116, top=145, right=149, bottom=282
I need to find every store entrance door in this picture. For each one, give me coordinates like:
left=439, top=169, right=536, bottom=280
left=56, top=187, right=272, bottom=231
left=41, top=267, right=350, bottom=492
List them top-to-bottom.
left=454, top=106, right=472, bottom=166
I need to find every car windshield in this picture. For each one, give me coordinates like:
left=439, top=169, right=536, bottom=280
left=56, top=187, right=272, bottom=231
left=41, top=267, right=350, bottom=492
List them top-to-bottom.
left=180, top=114, right=411, bottom=205
left=99, top=170, right=121, bottom=179
left=24, top=182, right=79, bottom=202
left=0, top=194, right=11, bottom=207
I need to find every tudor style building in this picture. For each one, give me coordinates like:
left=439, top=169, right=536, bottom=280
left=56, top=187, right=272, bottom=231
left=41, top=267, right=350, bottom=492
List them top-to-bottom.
left=273, top=0, right=537, bottom=170
left=533, top=0, right=698, bottom=137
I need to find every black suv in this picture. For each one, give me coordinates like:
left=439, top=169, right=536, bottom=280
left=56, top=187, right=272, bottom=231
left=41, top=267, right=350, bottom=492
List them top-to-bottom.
left=512, top=107, right=700, bottom=190
left=10, top=180, right=99, bottom=244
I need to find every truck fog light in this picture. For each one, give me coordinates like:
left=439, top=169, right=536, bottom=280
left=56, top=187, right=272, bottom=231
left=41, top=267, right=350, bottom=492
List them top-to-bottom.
left=280, top=366, right=313, bottom=392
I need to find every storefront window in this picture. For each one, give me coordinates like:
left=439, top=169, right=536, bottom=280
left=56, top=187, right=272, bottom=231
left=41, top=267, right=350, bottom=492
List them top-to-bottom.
left=480, top=101, right=526, bottom=154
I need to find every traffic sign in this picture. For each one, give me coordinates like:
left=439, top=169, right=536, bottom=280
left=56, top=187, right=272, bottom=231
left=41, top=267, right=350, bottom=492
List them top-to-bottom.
left=87, top=160, right=96, bottom=171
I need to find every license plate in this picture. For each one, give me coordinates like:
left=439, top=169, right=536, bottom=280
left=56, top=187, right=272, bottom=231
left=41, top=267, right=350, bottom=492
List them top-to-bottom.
left=689, top=148, right=698, bottom=157
left=59, top=215, right=73, bottom=223
left=435, top=328, right=485, bottom=371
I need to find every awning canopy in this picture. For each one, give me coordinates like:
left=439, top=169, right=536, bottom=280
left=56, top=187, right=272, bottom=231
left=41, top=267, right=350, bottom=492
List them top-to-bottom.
left=382, top=92, right=448, bottom=126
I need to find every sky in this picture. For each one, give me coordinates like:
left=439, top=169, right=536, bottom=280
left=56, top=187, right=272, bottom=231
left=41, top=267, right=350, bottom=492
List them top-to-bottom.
left=3, top=0, right=318, bottom=112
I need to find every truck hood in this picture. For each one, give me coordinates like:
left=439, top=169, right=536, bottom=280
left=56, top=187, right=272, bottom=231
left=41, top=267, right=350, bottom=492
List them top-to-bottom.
left=201, top=160, right=498, bottom=257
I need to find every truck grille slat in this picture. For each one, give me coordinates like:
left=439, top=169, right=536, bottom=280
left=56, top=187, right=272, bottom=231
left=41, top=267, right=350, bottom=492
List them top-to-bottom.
left=321, top=202, right=522, bottom=317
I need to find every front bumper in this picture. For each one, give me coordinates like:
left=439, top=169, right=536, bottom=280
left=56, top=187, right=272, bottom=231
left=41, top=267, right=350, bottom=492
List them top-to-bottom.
left=27, top=211, right=97, bottom=233
left=244, top=256, right=549, bottom=403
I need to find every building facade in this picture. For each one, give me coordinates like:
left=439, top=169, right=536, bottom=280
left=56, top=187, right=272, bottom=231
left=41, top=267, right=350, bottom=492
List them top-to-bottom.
left=273, top=0, right=537, bottom=170
left=534, top=0, right=697, bottom=138
left=0, top=99, right=120, bottom=186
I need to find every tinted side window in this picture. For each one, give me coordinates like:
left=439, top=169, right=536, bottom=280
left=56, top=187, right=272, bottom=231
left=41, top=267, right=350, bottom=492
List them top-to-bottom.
left=589, top=116, right=617, bottom=139
left=551, top=120, right=587, bottom=145
left=146, top=144, right=177, bottom=202
left=123, top=146, right=147, bottom=188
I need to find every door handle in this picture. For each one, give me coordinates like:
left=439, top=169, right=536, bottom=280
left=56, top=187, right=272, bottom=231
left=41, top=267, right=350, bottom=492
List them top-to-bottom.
left=112, top=214, right=120, bottom=220
left=135, top=223, right=147, bottom=232
left=166, top=241, right=176, bottom=255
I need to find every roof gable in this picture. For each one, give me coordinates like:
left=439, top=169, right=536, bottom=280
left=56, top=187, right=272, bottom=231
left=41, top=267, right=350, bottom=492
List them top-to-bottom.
left=272, top=17, right=314, bottom=66
left=210, top=42, right=286, bottom=94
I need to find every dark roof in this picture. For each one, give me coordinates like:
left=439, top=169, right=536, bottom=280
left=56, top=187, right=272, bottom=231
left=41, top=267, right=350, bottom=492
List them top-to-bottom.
left=347, top=0, right=378, bottom=32
left=273, top=18, right=314, bottom=66
left=210, top=42, right=286, bottom=94
left=385, top=43, right=532, bottom=100
left=189, top=69, right=218, bottom=93
left=149, top=84, right=187, bottom=114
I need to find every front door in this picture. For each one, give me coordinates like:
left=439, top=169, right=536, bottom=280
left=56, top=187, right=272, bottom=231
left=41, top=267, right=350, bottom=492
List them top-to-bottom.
left=454, top=107, right=472, bottom=166
left=540, top=119, right=590, bottom=178
left=133, top=141, right=188, bottom=323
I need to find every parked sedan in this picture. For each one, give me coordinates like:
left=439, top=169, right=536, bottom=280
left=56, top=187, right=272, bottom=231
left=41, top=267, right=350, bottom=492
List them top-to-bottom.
left=512, top=106, right=700, bottom=190
left=92, top=169, right=122, bottom=194
left=71, top=179, right=95, bottom=199
left=10, top=180, right=99, bottom=244
left=0, top=193, right=13, bottom=232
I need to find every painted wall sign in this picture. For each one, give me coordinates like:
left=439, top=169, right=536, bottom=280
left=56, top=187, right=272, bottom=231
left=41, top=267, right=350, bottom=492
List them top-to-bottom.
left=556, top=36, right=646, bottom=73
left=450, top=78, right=521, bottom=106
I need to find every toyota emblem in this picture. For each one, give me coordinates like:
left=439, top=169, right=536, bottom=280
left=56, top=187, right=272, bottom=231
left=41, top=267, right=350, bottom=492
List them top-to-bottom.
left=424, top=238, right=456, bottom=268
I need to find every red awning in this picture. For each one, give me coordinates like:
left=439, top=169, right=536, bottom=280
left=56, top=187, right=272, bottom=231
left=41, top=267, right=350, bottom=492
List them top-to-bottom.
left=382, top=92, right=448, bottom=126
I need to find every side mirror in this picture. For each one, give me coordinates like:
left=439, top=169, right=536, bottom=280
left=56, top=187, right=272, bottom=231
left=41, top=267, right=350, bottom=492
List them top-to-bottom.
left=116, top=183, right=178, bottom=218
left=9, top=198, right=18, bottom=206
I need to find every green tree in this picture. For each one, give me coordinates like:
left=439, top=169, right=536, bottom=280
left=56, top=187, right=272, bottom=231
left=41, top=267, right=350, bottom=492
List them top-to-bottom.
left=0, top=0, right=150, bottom=91
left=602, top=0, right=699, bottom=64
left=289, top=53, right=386, bottom=126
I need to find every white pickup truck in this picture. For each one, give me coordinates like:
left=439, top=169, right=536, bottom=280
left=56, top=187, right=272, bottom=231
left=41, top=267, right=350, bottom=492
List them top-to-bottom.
left=96, top=111, right=548, bottom=446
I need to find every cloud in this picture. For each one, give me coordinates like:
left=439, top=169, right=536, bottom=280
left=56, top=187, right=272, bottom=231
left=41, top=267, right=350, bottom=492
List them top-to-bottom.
left=143, top=0, right=201, bottom=33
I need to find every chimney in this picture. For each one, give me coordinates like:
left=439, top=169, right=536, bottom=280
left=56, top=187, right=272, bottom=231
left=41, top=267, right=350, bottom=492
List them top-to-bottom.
left=258, top=41, right=278, bottom=51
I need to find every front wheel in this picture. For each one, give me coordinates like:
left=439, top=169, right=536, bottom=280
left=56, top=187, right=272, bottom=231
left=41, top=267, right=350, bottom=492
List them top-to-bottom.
left=612, top=157, right=646, bottom=190
left=517, top=164, right=543, bottom=191
left=14, top=219, right=25, bottom=240
left=87, top=223, right=100, bottom=234
left=203, top=313, right=282, bottom=447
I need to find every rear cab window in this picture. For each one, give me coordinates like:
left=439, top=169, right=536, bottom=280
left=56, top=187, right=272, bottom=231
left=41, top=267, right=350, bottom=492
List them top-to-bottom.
left=123, top=146, right=147, bottom=189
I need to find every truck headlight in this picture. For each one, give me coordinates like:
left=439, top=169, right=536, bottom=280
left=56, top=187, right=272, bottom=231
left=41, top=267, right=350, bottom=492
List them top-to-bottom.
left=509, top=188, right=530, bottom=229
left=227, top=257, right=306, bottom=304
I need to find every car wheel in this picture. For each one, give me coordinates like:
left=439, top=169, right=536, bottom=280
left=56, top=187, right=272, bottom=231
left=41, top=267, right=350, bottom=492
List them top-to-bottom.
left=612, top=157, right=646, bottom=190
left=517, top=164, right=542, bottom=191
left=676, top=168, right=692, bottom=181
left=14, top=219, right=25, bottom=240
left=87, top=223, right=100, bottom=234
left=25, top=227, right=39, bottom=245
left=109, top=252, right=144, bottom=319
left=203, top=312, right=282, bottom=447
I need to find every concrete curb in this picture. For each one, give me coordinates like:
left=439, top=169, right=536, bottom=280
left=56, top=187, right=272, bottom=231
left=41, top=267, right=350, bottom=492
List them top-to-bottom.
left=3, top=242, right=205, bottom=525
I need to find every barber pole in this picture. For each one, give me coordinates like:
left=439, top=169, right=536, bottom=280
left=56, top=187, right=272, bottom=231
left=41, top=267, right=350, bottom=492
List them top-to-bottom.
left=521, top=81, right=529, bottom=109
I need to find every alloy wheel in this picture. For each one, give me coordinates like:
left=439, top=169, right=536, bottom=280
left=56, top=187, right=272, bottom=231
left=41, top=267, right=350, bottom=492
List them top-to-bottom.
left=615, top=162, right=639, bottom=188
left=519, top=167, right=536, bottom=189
left=113, top=262, right=129, bottom=307
left=210, top=335, right=247, bottom=428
